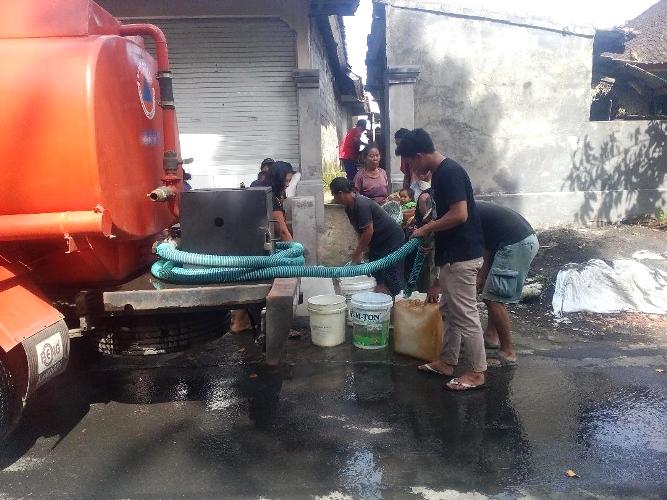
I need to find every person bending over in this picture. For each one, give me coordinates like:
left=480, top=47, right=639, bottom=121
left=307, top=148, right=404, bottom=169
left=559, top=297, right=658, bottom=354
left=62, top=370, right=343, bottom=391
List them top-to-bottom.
left=330, top=177, right=406, bottom=297
left=476, top=201, right=539, bottom=365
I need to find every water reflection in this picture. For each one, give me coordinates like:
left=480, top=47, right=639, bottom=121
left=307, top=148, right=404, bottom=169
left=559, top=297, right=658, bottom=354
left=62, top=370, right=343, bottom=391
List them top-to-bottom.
left=350, top=348, right=394, bottom=402
left=326, top=363, right=532, bottom=496
left=390, top=364, right=531, bottom=490
left=237, top=365, right=284, bottom=430
left=206, top=377, right=241, bottom=411
left=576, top=382, right=667, bottom=488
left=579, top=386, right=667, bottom=453
left=338, top=443, right=383, bottom=500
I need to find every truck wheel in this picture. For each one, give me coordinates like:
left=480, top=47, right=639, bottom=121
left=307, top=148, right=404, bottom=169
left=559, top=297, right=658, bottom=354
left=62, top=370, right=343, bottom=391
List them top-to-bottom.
left=97, top=310, right=231, bottom=356
left=0, top=357, right=21, bottom=443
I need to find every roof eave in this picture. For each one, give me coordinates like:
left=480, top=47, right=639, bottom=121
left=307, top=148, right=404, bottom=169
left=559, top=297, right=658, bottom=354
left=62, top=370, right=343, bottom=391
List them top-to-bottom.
left=310, top=0, right=360, bottom=16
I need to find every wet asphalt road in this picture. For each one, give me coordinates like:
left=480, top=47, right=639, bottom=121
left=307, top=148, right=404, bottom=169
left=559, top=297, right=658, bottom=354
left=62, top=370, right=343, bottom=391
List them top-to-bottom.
left=1, top=317, right=666, bottom=499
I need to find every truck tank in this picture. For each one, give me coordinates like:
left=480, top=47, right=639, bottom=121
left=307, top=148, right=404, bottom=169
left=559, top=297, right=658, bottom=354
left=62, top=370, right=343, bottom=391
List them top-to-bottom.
left=0, top=0, right=182, bottom=285
left=0, top=3, right=209, bottom=440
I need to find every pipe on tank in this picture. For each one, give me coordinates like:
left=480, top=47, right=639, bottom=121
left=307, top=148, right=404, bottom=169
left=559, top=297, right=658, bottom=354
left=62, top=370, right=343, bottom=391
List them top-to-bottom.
left=119, top=23, right=181, bottom=218
left=119, top=24, right=176, bottom=154
left=148, top=186, right=176, bottom=202
left=0, top=210, right=112, bottom=241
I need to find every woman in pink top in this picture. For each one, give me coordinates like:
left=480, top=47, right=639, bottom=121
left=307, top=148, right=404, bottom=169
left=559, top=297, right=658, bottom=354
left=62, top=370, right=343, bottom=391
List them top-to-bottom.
left=353, top=143, right=388, bottom=204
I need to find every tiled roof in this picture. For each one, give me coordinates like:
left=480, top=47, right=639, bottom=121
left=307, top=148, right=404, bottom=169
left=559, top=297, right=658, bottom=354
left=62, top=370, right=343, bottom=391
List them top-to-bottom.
left=604, top=0, right=667, bottom=65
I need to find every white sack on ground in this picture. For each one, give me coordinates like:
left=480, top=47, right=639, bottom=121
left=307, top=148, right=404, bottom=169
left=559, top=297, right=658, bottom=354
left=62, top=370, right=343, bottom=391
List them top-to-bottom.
left=632, top=250, right=666, bottom=261
left=552, top=258, right=667, bottom=316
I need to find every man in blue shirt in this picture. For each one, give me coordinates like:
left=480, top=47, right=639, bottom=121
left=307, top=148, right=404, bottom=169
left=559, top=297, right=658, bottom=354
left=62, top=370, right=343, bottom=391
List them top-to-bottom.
left=397, top=129, right=486, bottom=391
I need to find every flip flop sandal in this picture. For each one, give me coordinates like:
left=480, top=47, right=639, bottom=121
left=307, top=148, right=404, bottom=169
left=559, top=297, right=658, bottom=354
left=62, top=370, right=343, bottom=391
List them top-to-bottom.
left=288, top=330, right=302, bottom=339
left=486, top=358, right=502, bottom=368
left=417, top=363, right=454, bottom=377
left=443, top=378, right=486, bottom=392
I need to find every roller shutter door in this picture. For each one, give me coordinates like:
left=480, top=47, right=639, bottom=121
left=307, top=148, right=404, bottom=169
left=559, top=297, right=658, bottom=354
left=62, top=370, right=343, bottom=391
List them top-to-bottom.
left=144, top=18, right=300, bottom=188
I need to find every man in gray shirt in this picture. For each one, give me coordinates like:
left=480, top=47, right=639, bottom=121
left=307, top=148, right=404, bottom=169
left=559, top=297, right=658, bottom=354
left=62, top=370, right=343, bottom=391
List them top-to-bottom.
left=330, top=177, right=406, bottom=297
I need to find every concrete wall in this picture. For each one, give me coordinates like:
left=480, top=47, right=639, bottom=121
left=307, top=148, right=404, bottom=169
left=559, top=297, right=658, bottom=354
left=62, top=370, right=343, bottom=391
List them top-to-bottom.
left=98, top=0, right=311, bottom=68
left=383, top=4, right=667, bottom=227
left=310, top=18, right=352, bottom=174
left=319, top=204, right=358, bottom=266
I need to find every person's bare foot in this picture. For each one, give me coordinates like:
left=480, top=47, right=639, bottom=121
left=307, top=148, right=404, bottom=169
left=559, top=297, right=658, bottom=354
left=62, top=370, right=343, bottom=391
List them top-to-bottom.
left=230, top=309, right=252, bottom=333
left=484, top=333, right=499, bottom=349
left=417, top=359, right=455, bottom=376
left=444, top=371, right=485, bottom=391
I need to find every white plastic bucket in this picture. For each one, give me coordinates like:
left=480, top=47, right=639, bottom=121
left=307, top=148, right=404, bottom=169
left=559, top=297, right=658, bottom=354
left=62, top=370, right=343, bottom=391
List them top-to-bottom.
left=339, top=275, right=376, bottom=325
left=350, top=292, right=393, bottom=349
left=307, top=294, right=347, bottom=347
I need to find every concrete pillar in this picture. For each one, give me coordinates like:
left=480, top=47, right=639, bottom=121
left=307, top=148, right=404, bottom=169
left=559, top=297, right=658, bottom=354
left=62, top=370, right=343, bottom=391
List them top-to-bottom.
left=384, top=66, right=421, bottom=189
left=293, top=69, right=323, bottom=263
left=291, top=196, right=318, bottom=265
left=265, top=277, right=299, bottom=366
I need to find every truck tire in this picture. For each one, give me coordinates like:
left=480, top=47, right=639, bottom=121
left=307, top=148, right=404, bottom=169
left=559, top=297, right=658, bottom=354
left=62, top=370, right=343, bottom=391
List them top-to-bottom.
left=97, top=310, right=231, bottom=356
left=0, top=356, right=21, bottom=443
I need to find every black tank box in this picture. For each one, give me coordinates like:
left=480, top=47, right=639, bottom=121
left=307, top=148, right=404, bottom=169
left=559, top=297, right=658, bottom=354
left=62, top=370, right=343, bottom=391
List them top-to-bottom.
left=180, top=188, right=274, bottom=256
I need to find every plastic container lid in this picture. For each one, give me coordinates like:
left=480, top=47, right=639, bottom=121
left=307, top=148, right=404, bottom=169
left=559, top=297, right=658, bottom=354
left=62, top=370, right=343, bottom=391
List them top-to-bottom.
left=339, top=275, right=376, bottom=291
left=350, top=291, right=393, bottom=309
left=307, top=294, right=347, bottom=312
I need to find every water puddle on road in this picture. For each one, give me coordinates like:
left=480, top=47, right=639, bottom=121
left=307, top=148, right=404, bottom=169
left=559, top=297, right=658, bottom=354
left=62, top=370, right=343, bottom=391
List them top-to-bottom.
left=579, top=385, right=667, bottom=453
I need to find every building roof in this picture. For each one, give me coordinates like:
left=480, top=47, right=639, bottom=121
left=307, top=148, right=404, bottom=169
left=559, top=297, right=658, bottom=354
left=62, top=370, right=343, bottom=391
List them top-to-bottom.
left=310, top=0, right=360, bottom=16
left=372, top=0, right=595, bottom=37
left=603, top=0, right=667, bottom=66
left=315, top=13, right=367, bottom=113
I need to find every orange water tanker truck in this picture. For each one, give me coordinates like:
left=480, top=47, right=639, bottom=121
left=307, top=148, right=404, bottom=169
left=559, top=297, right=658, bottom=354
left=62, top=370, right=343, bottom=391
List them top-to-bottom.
left=0, top=0, right=297, bottom=442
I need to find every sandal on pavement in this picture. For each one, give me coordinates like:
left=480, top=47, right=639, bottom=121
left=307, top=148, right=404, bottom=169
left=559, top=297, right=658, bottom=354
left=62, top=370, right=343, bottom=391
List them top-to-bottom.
left=288, top=329, right=302, bottom=339
left=417, top=363, right=453, bottom=377
left=444, top=377, right=486, bottom=392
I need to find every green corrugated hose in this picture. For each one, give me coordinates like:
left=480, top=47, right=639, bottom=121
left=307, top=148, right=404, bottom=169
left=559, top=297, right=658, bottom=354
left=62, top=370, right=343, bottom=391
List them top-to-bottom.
left=151, top=238, right=424, bottom=297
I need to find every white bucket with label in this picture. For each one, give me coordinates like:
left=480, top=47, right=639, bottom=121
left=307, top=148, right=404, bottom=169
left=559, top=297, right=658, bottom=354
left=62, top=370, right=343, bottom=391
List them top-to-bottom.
left=339, top=275, right=376, bottom=325
left=350, top=292, right=393, bottom=349
left=307, top=294, right=347, bottom=347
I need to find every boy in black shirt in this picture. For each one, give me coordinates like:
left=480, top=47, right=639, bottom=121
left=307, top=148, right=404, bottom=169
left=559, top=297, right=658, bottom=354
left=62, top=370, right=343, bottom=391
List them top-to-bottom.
left=396, top=129, right=486, bottom=391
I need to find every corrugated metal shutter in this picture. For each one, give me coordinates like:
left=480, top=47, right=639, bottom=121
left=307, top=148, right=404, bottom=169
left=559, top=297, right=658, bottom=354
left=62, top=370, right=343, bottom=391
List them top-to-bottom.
left=142, top=18, right=300, bottom=188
